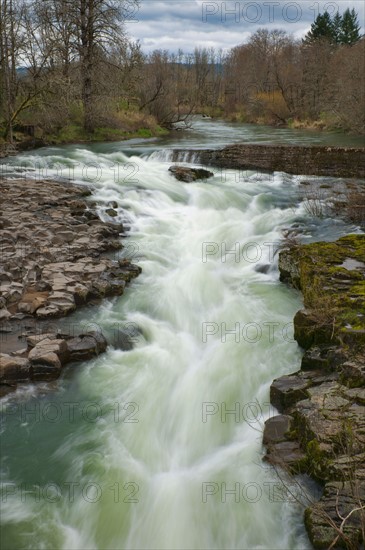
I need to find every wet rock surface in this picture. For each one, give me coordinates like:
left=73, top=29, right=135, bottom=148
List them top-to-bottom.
left=172, top=144, right=365, bottom=178
left=168, top=165, right=214, bottom=183
left=0, top=178, right=141, bottom=394
left=265, top=235, right=365, bottom=549
left=1, top=330, right=108, bottom=387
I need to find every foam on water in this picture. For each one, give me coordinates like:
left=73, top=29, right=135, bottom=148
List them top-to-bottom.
left=1, top=147, right=314, bottom=549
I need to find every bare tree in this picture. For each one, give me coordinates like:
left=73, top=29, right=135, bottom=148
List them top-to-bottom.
left=0, top=0, right=25, bottom=141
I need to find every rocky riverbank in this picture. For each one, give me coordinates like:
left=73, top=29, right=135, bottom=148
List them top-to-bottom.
left=172, top=144, right=365, bottom=178
left=0, top=177, right=141, bottom=397
left=264, top=235, right=365, bottom=549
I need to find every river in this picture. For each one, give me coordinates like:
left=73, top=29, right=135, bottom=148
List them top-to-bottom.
left=0, top=119, right=363, bottom=549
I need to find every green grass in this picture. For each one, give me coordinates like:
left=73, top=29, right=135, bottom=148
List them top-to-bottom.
left=46, top=123, right=168, bottom=144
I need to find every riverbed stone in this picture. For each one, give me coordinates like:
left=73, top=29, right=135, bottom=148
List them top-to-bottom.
left=168, top=165, right=214, bottom=182
left=0, top=177, right=141, bottom=390
left=0, top=178, right=141, bottom=325
left=66, top=331, right=107, bottom=362
left=28, top=338, right=69, bottom=365
left=31, top=353, right=62, bottom=381
left=0, top=355, right=31, bottom=383
left=270, top=373, right=310, bottom=412
left=263, top=415, right=293, bottom=445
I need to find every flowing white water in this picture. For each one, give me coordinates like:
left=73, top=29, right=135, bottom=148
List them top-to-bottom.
left=1, top=146, right=317, bottom=549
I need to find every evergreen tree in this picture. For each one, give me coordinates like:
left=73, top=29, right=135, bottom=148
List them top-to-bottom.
left=340, top=8, right=361, bottom=45
left=303, top=11, right=336, bottom=44
left=332, top=11, right=343, bottom=44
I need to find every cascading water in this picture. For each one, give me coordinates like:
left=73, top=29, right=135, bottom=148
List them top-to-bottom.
left=2, top=122, right=360, bottom=549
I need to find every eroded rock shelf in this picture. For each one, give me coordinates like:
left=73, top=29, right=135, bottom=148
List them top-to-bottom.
left=172, top=144, right=365, bottom=178
left=0, top=178, right=141, bottom=395
left=264, top=235, right=365, bottom=549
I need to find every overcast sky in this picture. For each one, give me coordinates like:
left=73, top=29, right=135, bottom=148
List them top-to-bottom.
left=125, top=0, right=365, bottom=53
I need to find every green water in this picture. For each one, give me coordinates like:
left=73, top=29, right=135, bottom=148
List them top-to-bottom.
left=1, top=119, right=363, bottom=549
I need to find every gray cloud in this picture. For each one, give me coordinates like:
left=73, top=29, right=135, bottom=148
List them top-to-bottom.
left=126, top=0, right=364, bottom=53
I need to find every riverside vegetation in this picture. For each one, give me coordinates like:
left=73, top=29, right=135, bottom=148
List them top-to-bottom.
left=0, top=2, right=364, bottom=152
left=1, top=2, right=365, bottom=547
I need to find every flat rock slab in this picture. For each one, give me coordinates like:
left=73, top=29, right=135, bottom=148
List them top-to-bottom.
left=177, top=144, right=365, bottom=178
left=0, top=178, right=141, bottom=322
left=0, top=178, right=141, bottom=395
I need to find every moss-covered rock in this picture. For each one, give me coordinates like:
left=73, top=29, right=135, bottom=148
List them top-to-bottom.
left=266, top=234, right=365, bottom=549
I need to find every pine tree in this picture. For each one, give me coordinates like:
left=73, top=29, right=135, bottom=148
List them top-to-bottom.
left=340, top=8, right=361, bottom=45
left=303, top=11, right=336, bottom=44
left=332, top=11, right=343, bottom=44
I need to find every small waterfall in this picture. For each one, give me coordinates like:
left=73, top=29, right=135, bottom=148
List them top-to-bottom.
left=144, top=149, right=201, bottom=165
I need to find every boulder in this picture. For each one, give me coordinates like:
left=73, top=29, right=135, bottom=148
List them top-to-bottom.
left=168, top=165, right=214, bottom=183
left=105, top=208, right=118, bottom=217
left=278, top=249, right=301, bottom=287
left=0, top=308, right=11, bottom=321
left=112, top=329, right=135, bottom=351
left=66, top=331, right=107, bottom=362
left=26, top=333, right=59, bottom=348
left=28, top=338, right=69, bottom=365
left=31, top=353, right=62, bottom=381
left=0, top=355, right=31, bottom=383
left=270, top=373, right=310, bottom=412
left=263, top=415, right=293, bottom=445
left=264, top=441, right=305, bottom=471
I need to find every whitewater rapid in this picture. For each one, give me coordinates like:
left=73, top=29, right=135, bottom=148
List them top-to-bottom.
left=1, top=146, right=314, bottom=549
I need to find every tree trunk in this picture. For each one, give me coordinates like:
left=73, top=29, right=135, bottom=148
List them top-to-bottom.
left=80, top=0, right=95, bottom=133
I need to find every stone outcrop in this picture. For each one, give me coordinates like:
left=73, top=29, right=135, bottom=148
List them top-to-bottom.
left=171, top=144, right=365, bottom=178
left=168, top=165, right=214, bottom=182
left=0, top=178, right=141, bottom=395
left=264, top=235, right=365, bottom=549
left=0, top=330, right=108, bottom=394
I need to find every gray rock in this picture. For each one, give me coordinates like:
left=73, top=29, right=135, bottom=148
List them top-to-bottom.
left=169, top=166, right=214, bottom=183
left=105, top=208, right=118, bottom=217
left=0, top=308, right=11, bottom=321
left=66, top=331, right=107, bottom=362
left=28, top=338, right=69, bottom=365
left=31, top=353, right=62, bottom=381
left=0, top=355, right=31, bottom=383
left=270, top=374, right=310, bottom=413
left=263, top=415, right=293, bottom=445
left=264, top=441, right=305, bottom=471
left=305, top=481, right=365, bottom=549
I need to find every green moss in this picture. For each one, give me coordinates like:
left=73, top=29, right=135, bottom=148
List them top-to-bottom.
left=45, top=123, right=169, bottom=145
left=155, top=125, right=169, bottom=136
left=136, top=128, right=152, bottom=138
left=282, top=235, right=365, bottom=342
left=285, top=428, right=299, bottom=440
left=305, top=440, right=331, bottom=481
